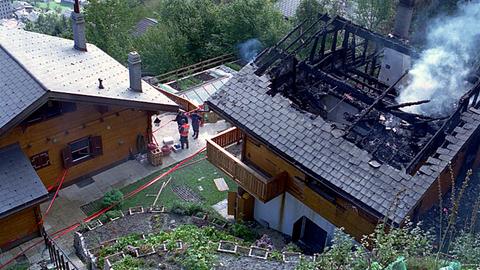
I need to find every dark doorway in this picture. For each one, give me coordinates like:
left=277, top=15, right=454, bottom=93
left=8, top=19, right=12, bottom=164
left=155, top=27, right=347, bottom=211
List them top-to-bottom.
left=292, top=216, right=327, bottom=254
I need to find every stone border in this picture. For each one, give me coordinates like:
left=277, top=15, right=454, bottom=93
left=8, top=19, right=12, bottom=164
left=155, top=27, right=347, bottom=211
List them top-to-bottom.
left=128, top=206, right=144, bottom=215
left=86, top=219, right=103, bottom=231
left=248, top=246, right=269, bottom=260
left=104, top=252, right=125, bottom=270
left=282, top=252, right=302, bottom=263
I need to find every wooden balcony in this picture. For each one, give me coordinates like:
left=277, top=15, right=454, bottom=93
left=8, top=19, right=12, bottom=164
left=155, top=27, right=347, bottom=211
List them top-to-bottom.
left=207, top=127, right=285, bottom=202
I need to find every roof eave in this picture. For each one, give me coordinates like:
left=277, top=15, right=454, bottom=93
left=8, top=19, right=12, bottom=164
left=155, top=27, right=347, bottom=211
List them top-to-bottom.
left=0, top=193, right=49, bottom=220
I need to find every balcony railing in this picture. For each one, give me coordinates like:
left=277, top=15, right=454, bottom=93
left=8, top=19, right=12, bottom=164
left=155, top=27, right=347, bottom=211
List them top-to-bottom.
left=207, top=127, right=285, bottom=202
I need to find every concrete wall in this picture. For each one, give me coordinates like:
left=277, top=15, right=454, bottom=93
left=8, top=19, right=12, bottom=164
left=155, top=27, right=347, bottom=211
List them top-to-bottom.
left=254, top=192, right=336, bottom=243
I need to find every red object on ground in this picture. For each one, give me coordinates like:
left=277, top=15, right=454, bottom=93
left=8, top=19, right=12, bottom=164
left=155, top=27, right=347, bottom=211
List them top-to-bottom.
left=147, top=143, right=157, bottom=151
left=161, top=145, right=171, bottom=155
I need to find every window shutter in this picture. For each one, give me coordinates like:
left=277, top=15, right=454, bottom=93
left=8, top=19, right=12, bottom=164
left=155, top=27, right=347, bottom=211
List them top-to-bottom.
left=90, top=136, right=103, bottom=156
left=62, top=146, right=73, bottom=168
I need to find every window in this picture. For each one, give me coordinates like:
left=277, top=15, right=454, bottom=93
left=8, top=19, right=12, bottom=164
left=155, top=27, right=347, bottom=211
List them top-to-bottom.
left=62, top=136, right=103, bottom=168
left=71, top=138, right=91, bottom=162
left=30, top=151, right=50, bottom=170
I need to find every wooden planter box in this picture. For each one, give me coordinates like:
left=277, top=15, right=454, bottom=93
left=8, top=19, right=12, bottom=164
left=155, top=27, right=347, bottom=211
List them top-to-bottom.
left=148, top=148, right=163, bottom=167
left=128, top=206, right=144, bottom=215
left=148, top=206, right=165, bottom=213
left=109, top=212, right=125, bottom=222
left=211, top=218, right=227, bottom=228
left=86, top=219, right=103, bottom=231
left=100, top=238, right=118, bottom=248
left=175, top=241, right=183, bottom=250
left=217, top=241, right=237, bottom=254
left=155, top=243, right=167, bottom=252
left=135, top=245, right=156, bottom=258
left=236, top=246, right=250, bottom=256
left=248, top=247, right=269, bottom=260
left=104, top=252, right=125, bottom=269
left=283, top=252, right=302, bottom=263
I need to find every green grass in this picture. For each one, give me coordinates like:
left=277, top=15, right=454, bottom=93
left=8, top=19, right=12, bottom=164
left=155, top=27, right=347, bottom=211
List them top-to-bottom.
left=35, top=1, right=73, bottom=12
left=85, top=152, right=237, bottom=216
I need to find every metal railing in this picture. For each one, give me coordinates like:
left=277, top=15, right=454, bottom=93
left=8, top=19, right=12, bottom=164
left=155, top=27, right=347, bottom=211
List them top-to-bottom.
left=155, top=54, right=236, bottom=84
left=206, top=127, right=285, bottom=202
left=42, top=229, right=80, bottom=270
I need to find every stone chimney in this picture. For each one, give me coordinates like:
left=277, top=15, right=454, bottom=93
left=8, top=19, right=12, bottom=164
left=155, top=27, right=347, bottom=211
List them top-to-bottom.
left=71, top=0, right=87, bottom=51
left=378, top=0, right=415, bottom=86
left=393, top=0, right=415, bottom=40
left=128, top=51, right=143, bottom=93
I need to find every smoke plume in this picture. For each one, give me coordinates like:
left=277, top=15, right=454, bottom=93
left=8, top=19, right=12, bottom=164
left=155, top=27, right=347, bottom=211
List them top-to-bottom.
left=397, top=1, right=480, bottom=116
left=238, top=38, right=262, bottom=63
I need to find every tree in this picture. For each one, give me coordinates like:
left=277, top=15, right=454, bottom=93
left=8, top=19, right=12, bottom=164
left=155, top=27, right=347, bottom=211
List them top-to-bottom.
left=84, top=0, right=142, bottom=63
left=157, top=0, right=224, bottom=61
left=218, top=0, right=289, bottom=52
left=294, top=0, right=326, bottom=26
left=353, top=0, right=396, bottom=34
left=25, top=13, right=72, bottom=38
left=132, top=25, right=188, bottom=74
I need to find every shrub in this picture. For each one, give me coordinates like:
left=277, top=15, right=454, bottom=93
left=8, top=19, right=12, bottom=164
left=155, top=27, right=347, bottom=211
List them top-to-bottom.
left=102, top=189, right=124, bottom=210
left=229, top=222, right=258, bottom=243
left=451, top=232, right=480, bottom=265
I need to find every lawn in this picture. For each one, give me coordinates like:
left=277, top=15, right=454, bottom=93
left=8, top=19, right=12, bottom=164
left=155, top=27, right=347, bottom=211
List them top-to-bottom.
left=35, top=1, right=73, bottom=12
left=84, top=152, right=237, bottom=216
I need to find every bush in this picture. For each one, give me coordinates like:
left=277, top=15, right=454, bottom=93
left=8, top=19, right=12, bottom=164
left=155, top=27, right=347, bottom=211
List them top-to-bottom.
left=102, top=189, right=124, bottom=210
left=229, top=222, right=258, bottom=243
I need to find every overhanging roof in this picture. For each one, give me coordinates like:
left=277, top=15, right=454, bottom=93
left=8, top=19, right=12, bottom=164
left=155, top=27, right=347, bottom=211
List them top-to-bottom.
left=0, top=26, right=178, bottom=136
left=0, top=144, right=49, bottom=219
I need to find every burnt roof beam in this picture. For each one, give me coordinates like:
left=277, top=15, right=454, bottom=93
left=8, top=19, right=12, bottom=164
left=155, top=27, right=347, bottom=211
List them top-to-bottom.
left=319, top=15, right=417, bottom=57
left=345, top=71, right=409, bottom=134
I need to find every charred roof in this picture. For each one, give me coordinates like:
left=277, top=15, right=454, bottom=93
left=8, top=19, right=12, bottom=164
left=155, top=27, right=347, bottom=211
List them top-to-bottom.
left=208, top=14, right=480, bottom=224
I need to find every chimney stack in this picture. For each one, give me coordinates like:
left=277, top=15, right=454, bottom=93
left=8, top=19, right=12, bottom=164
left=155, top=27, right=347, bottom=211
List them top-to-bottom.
left=71, top=0, right=87, bottom=51
left=393, top=0, right=415, bottom=40
left=128, top=51, right=143, bottom=93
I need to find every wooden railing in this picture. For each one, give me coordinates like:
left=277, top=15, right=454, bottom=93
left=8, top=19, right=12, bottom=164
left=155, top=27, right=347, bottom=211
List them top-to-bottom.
left=155, top=54, right=236, bottom=84
left=207, top=127, right=285, bottom=202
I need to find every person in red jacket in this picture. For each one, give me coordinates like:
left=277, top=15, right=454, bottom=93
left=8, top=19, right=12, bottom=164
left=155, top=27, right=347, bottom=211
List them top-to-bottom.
left=179, top=119, right=190, bottom=149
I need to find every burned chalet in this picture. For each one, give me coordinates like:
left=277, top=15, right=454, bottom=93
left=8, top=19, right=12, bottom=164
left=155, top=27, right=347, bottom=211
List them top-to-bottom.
left=206, top=3, right=480, bottom=252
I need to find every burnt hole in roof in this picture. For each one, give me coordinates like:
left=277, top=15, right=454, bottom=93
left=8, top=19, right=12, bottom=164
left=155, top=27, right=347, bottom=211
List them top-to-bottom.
left=254, top=15, right=479, bottom=172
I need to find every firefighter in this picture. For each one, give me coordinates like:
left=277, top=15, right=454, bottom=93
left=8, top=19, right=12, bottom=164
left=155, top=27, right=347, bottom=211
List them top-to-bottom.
left=190, top=110, right=203, bottom=139
left=179, top=119, right=190, bottom=149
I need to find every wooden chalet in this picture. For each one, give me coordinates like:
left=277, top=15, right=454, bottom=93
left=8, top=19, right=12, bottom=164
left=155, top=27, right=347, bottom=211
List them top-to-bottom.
left=206, top=13, right=480, bottom=252
left=0, top=17, right=177, bottom=249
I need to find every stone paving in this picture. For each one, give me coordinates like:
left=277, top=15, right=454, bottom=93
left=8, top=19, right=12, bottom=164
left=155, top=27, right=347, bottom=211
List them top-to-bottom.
left=0, top=112, right=230, bottom=269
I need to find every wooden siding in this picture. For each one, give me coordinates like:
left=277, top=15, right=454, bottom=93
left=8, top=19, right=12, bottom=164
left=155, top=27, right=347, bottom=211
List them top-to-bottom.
left=0, top=103, right=149, bottom=187
left=206, top=128, right=285, bottom=202
left=243, top=136, right=376, bottom=240
left=0, top=206, right=41, bottom=248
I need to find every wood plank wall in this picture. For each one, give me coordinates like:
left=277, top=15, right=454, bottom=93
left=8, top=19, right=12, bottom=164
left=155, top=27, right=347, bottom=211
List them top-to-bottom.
left=0, top=103, right=150, bottom=187
left=243, top=136, right=376, bottom=241
left=0, top=206, right=41, bottom=249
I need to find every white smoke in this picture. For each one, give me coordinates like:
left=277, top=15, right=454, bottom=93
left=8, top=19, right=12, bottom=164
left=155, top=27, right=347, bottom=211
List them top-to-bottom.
left=397, top=1, right=480, bottom=116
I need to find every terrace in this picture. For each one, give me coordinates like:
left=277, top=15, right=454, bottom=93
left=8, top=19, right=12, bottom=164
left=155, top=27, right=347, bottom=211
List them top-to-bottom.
left=206, top=127, right=286, bottom=202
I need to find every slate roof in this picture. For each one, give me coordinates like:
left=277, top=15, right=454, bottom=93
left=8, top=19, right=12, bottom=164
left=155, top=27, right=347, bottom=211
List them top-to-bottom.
left=0, top=0, right=13, bottom=19
left=275, top=0, right=311, bottom=18
left=132, top=17, right=158, bottom=37
left=0, top=26, right=178, bottom=135
left=207, top=64, right=480, bottom=223
left=0, top=144, right=48, bottom=218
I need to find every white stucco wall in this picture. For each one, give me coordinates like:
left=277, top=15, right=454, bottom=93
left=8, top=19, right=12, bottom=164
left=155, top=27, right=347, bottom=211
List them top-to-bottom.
left=254, top=192, right=336, bottom=243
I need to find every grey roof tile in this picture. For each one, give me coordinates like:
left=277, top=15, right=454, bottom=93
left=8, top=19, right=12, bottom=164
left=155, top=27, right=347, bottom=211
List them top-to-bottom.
left=0, top=26, right=177, bottom=134
left=0, top=144, right=48, bottom=217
